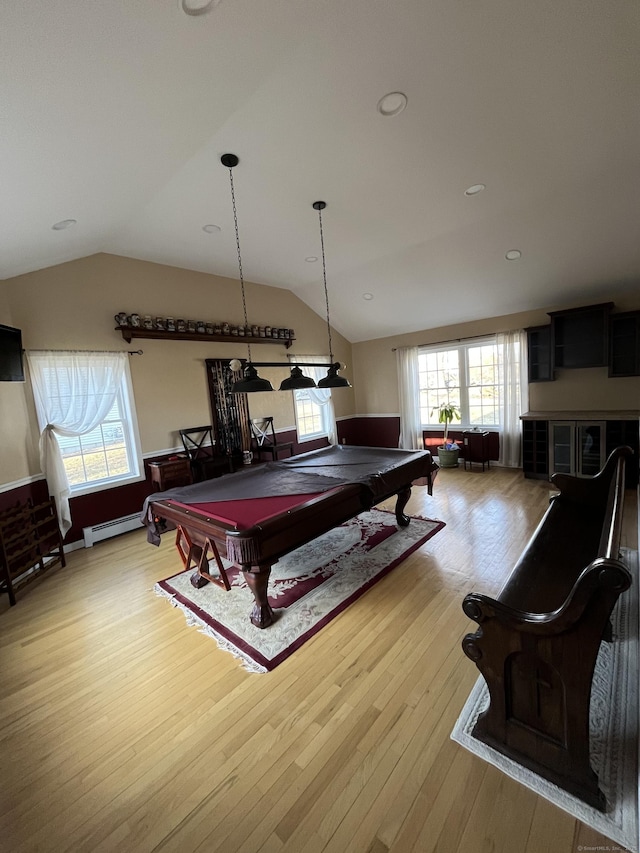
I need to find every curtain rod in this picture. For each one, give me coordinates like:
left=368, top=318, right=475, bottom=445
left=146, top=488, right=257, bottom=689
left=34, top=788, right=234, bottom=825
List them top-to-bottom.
left=391, top=332, right=498, bottom=351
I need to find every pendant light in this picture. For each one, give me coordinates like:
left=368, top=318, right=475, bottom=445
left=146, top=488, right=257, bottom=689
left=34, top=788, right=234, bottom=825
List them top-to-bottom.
left=222, top=154, right=274, bottom=393
left=222, top=159, right=349, bottom=393
left=313, top=201, right=351, bottom=389
left=279, top=365, right=317, bottom=391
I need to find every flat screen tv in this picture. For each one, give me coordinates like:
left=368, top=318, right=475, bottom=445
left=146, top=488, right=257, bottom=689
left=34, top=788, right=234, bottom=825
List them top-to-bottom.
left=0, top=324, right=25, bottom=382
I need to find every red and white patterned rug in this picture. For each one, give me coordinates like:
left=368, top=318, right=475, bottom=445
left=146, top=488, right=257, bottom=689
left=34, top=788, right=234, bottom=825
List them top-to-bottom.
left=154, top=508, right=444, bottom=672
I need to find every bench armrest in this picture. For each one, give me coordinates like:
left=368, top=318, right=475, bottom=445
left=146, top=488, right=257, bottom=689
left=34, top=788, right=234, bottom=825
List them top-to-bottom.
left=462, top=556, right=631, bottom=638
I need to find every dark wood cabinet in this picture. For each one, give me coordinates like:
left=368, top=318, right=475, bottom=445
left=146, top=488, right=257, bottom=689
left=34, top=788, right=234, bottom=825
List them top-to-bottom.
left=549, top=302, right=612, bottom=369
left=526, top=303, right=640, bottom=381
left=609, top=311, right=640, bottom=377
left=526, top=324, right=553, bottom=382
left=522, top=414, right=639, bottom=486
left=522, top=419, right=549, bottom=479
left=605, top=419, right=640, bottom=487
left=462, top=430, right=490, bottom=470
left=148, top=458, right=192, bottom=491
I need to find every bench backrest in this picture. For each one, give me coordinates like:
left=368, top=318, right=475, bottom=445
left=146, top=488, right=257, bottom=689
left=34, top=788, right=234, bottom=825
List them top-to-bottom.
left=498, top=446, right=632, bottom=613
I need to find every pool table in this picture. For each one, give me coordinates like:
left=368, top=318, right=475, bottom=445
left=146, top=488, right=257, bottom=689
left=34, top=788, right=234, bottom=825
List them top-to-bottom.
left=144, top=445, right=437, bottom=628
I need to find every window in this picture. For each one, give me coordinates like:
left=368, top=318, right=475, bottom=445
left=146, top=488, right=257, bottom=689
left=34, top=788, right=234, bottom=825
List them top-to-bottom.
left=419, top=337, right=517, bottom=428
left=27, top=351, right=143, bottom=496
left=290, top=357, right=335, bottom=442
left=294, top=388, right=331, bottom=440
left=55, top=389, right=140, bottom=489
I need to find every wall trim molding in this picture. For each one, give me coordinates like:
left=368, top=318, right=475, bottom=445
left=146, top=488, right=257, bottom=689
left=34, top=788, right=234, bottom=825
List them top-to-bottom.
left=336, top=413, right=400, bottom=420
left=143, top=446, right=183, bottom=459
left=0, top=473, right=46, bottom=495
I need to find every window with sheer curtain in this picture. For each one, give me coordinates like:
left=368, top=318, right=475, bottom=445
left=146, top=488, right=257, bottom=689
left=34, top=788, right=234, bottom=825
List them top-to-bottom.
left=396, top=332, right=528, bottom=466
left=419, top=338, right=504, bottom=428
left=27, top=350, right=142, bottom=535
left=289, top=355, right=336, bottom=444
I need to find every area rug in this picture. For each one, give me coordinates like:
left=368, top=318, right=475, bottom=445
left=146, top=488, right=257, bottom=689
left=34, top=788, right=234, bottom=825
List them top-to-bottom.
left=154, top=508, right=444, bottom=672
left=451, top=548, right=639, bottom=852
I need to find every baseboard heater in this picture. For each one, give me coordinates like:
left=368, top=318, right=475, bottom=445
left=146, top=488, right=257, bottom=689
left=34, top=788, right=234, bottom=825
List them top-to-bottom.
left=83, top=513, right=142, bottom=548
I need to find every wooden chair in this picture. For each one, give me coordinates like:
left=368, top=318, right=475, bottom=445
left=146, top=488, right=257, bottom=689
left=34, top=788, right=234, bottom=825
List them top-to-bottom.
left=250, top=417, right=294, bottom=461
left=179, top=426, right=230, bottom=483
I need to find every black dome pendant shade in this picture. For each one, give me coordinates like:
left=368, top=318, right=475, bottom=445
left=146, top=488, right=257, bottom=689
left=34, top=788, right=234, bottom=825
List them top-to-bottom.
left=234, top=362, right=274, bottom=393
left=318, top=362, right=350, bottom=389
left=279, top=365, right=317, bottom=391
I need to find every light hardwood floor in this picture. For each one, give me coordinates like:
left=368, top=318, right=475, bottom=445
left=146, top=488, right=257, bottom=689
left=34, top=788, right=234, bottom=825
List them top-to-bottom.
left=1, top=466, right=637, bottom=853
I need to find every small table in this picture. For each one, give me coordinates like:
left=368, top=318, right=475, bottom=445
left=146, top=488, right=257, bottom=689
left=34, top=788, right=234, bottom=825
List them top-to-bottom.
left=463, top=430, right=490, bottom=471
left=148, top=458, right=192, bottom=491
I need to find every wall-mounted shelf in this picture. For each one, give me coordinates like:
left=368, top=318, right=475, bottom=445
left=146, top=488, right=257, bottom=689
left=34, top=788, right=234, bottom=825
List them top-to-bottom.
left=116, top=326, right=295, bottom=348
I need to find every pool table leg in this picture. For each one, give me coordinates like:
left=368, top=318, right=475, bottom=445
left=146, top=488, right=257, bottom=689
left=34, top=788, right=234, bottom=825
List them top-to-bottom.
left=395, top=486, right=412, bottom=527
left=242, top=565, right=275, bottom=628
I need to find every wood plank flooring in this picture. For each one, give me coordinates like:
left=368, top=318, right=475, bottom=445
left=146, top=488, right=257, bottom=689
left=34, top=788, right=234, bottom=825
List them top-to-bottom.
left=1, top=466, right=637, bottom=853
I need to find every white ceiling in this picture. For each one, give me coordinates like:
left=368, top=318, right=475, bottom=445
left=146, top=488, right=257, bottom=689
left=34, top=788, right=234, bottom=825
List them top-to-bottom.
left=2, top=0, right=639, bottom=342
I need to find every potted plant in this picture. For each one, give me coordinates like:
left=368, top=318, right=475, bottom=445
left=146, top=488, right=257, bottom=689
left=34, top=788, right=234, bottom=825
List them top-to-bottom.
left=432, top=402, right=461, bottom=468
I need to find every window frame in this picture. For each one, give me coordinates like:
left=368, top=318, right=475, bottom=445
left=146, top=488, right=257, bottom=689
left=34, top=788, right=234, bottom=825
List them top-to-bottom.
left=418, top=336, right=505, bottom=431
left=41, top=357, right=144, bottom=497
left=290, top=357, right=333, bottom=443
left=293, top=387, right=331, bottom=442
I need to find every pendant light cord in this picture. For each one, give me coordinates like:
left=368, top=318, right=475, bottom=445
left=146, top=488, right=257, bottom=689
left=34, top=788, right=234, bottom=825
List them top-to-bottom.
left=227, top=163, right=251, bottom=363
left=316, top=204, right=334, bottom=364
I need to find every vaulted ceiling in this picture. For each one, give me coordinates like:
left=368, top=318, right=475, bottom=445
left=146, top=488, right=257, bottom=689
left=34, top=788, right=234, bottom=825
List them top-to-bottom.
left=2, top=0, right=639, bottom=341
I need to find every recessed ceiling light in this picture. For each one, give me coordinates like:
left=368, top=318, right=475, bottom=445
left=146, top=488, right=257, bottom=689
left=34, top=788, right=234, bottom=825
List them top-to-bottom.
left=180, top=0, right=221, bottom=16
left=377, top=92, right=408, bottom=117
left=464, top=184, right=486, bottom=196
left=51, top=219, right=77, bottom=231
left=202, top=224, right=221, bottom=233
left=505, top=249, right=522, bottom=261
left=305, top=256, right=318, bottom=263
left=362, top=293, right=374, bottom=301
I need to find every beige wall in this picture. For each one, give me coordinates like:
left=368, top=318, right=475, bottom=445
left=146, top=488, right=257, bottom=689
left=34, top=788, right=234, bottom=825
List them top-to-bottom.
left=0, top=253, right=354, bottom=488
left=3, top=254, right=639, bottom=490
left=0, top=288, right=39, bottom=483
left=352, top=294, right=640, bottom=417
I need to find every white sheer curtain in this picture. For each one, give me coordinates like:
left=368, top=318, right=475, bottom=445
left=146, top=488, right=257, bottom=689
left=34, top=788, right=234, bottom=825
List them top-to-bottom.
left=497, top=330, right=529, bottom=468
left=396, top=346, right=422, bottom=450
left=26, top=350, right=127, bottom=536
left=290, top=355, right=337, bottom=444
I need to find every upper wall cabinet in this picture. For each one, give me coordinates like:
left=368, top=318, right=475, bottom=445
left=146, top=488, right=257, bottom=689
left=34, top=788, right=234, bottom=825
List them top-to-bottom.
left=525, top=301, right=640, bottom=382
left=549, top=302, right=613, bottom=369
left=609, top=311, right=640, bottom=377
left=526, top=325, right=554, bottom=383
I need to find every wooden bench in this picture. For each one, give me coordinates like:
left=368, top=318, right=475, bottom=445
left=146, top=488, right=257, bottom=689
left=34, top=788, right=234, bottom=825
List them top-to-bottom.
left=461, top=445, right=633, bottom=810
